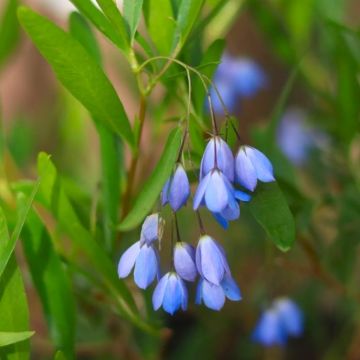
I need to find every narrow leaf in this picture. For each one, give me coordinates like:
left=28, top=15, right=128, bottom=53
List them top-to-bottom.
left=123, top=0, right=144, bottom=41
left=18, top=7, right=134, bottom=148
left=119, top=127, right=183, bottom=231
left=249, top=182, right=295, bottom=252
left=0, top=332, right=34, bottom=348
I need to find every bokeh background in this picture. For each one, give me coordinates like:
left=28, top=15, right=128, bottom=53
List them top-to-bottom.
left=1, top=0, right=360, bottom=359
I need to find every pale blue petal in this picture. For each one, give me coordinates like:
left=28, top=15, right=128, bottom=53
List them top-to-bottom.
left=200, top=138, right=216, bottom=179
left=235, top=147, right=257, bottom=191
left=246, top=147, right=275, bottom=182
left=169, top=164, right=190, bottom=211
left=204, top=171, right=228, bottom=213
left=193, top=172, right=211, bottom=210
left=161, top=179, right=170, bottom=206
left=234, top=190, right=252, bottom=202
left=219, top=195, right=240, bottom=221
left=140, top=213, right=161, bottom=246
left=197, top=236, right=225, bottom=285
left=118, top=241, right=141, bottom=278
left=174, top=242, right=197, bottom=282
left=134, top=245, right=158, bottom=289
left=152, top=273, right=170, bottom=310
left=163, top=273, right=182, bottom=315
left=221, top=274, right=242, bottom=301
left=179, top=278, right=188, bottom=311
left=195, top=278, right=203, bottom=304
left=202, top=280, right=225, bottom=311
left=275, top=298, right=303, bottom=337
left=252, top=309, right=287, bottom=346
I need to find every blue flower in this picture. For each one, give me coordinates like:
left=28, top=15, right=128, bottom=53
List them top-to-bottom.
left=209, top=54, right=267, bottom=114
left=200, top=136, right=234, bottom=182
left=235, top=146, right=275, bottom=191
left=162, top=163, right=190, bottom=211
left=193, top=170, right=237, bottom=214
left=140, top=213, right=164, bottom=246
left=195, top=235, right=230, bottom=285
left=118, top=241, right=160, bottom=289
left=174, top=242, right=197, bottom=281
left=152, top=272, right=188, bottom=315
left=195, top=274, right=242, bottom=311
left=252, top=297, right=303, bottom=347
left=274, top=298, right=303, bottom=337
left=252, top=308, right=287, bottom=346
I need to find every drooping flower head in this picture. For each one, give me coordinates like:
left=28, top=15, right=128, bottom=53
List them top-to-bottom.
left=200, top=136, right=234, bottom=182
left=235, top=146, right=275, bottom=192
left=162, top=163, right=190, bottom=211
left=140, top=213, right=164, bottom=246
left=174, top=242, right=197, bottom=282
left=152, top=272, right=188, bottom=315
left=196, top=274, right=242, bottom=311
left=252, top=297, right=303, bottom=347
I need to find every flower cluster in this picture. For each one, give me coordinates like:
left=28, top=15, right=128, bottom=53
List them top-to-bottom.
left=209, top=54, right=267, bottom=114
left=118, top=133, right=276, bottom=315
left=252, top=298, right=304, bottom=346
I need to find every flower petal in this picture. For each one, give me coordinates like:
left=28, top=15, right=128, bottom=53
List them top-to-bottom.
left=235, top=147, right=257, bottom=191
left=246, top=147, right=275, bottom=182
left=169, top=164, right=190, bottom=211
left=204, top=171, right=228, bottom=213
left=193, top=172, right=211, bottom=210
left=161, top=179, right=170, bottom=206
left=234, top=190, right=252, bottom=202
left=212, top=212, right=229, bottom=229
left=140, top=213, right=163, bottom=246
left=117, top=241, right=141, bottom=278
left=174, top=242, right=197, bottom=282
left=134, top=245, right=158, bottom=289
left=152, top=273, right=170, bottom=310
left=162, top=274, right=182, bottom=315
left=221, top=274, right=242, bottom=301
left=195, top=278, right=203, bottom=305
left=201, top=280, right=225, bottom=311
left=275, top=298, right=303, bottom=337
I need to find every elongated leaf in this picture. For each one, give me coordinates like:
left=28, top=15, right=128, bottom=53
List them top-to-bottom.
left=0, top=0, right=20, bottom=68
left=95, top=0, right=129, bottom=49
left=123, top=0, right=143, bottom=41
left=143, top=0, right=175, bottom=55
left=173, top=0, right=205, bottom=50
left=18, top=7, right=134, bottom=148
left=69, top=12, right=101, bottom=64
left=119, top=127, right=182, bottom=231
left=36, top=154, right=155, bottom=333
left=0, top=179, right=40, bottom=279
left=249, top=182, right=295, bottom=252
left=19, top=194, right=76, bottom=359
left=0, top=208, right=31, bottom=360
left=0, top=332, right=34, bottom=348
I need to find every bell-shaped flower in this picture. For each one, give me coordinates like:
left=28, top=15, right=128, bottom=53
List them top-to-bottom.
left=200, top=136, right=234, bottom=182
left=235, top=146, right=275, bottom=192
left=162, top=164, right=190, bottom=211
left=193, top=170, right=237, bottom=214
left=140, top=213, right=164, bottom=246
left=195, top=235, right=230, bottom=285
left=118, top=241, right=160, bottom=289
left=174, top=242, right=197, bottom=281
left=152, top=272, right=188, bottom=315
left=195, top=274, right=242, bottom=311
left=274, top=298, right=303, bottom=337
left=252, top=308, right=287, bottom=346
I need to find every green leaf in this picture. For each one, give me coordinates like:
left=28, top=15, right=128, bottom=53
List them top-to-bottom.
left=0, top=0, right=20, bottom=68
left=69, top=0, right=126, bottom=50
left=95, top=0, right=129, bottom=50
left=123, top=0, right=144, bottom=41
left=143, top=0, right=175, bottom=55
left=173, top=0, right=205, bottom=50
left=18, top=7, right=134, bottom=148
left=69, top=11, right=101, bottom=64
left=119, top=127, right=183, bottom=231
left=35, top=154, right=155, bottom=333
left=0, top=179, right=40, bottom=279
left=249, top=182, right=295, bottom=252
left=19, top=194, right=76, bottom=358
left=0, top=208, right=31, bottom=360
left=0, top=332, right=34, bottom=348
left=54, top=351, right=67, bottom=360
